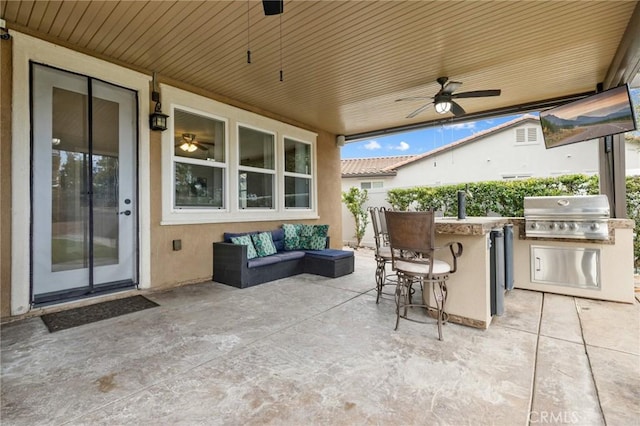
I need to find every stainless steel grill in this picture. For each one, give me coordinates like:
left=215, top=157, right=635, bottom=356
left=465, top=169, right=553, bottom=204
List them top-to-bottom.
left=523, top=195, right=610, bottom=240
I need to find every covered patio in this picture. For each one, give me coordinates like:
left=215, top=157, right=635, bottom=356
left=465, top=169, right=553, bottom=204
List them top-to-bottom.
left=2, top=250, right=638, bottom=425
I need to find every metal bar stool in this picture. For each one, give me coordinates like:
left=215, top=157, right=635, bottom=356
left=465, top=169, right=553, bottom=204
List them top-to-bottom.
left=368, top=207, right=396, bottom=303
left=384, top=210, right=463, bottom=340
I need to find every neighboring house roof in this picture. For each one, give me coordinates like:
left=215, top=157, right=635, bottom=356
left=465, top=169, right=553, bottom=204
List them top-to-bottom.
left=390, top=114, right=540, bottom=170
left=341, top=155, right=418, bottom=178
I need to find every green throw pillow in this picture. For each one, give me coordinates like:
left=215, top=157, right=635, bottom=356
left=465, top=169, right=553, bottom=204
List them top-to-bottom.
left=283, top=223, right=302, bottom=250
left=300, top=224, right=329, bottom=250
left=251, top=232, right=277, bottom=257
left=230, top=235, right=258, bottom=260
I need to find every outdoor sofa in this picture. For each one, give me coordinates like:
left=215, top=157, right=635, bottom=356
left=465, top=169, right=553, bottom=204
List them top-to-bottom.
left=213, top=226, right=354, bottom=289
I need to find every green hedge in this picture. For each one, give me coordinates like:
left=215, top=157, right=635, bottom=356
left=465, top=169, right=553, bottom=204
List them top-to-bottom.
left=386, top=174, right=639, bottom=267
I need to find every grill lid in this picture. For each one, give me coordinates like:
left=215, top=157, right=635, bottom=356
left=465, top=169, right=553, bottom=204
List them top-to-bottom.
left=524, top=195, right=610, bottom=218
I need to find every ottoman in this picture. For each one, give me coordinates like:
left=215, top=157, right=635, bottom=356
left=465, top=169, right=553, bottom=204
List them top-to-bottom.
left=304, top=249, right=355, bottom=278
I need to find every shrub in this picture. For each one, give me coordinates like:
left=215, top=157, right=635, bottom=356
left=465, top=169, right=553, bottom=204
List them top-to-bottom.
left=387, top=174, right=639, bottom=266
left=342, top=187, right=369, bottom=248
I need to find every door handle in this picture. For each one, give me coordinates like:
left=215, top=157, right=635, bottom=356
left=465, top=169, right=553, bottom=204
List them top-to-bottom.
left=119, top=210, right=131, bottom=216
left=535, top=256, right=541, bottom=272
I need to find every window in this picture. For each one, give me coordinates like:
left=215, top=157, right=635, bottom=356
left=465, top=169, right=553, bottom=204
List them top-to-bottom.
left=161, top=85, right=317, bottom=224
left=173, top=109, right=226, bottom=209
left=238, top=126, right=275, bottom=209
left=515, top=127, right=538, bottom=144
left=284, top=138, right=312, bottom=208
left=361, top=181, right=384, bottom=189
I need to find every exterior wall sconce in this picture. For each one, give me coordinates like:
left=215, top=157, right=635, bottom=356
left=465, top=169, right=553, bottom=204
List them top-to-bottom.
left=149, top=73, right=168, bottom=131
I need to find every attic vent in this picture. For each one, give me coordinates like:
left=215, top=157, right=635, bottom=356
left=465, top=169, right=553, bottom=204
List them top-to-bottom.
left=516, top=128, right=538, bottom=143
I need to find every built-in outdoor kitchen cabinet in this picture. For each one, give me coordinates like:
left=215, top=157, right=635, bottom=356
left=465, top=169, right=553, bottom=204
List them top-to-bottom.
left=530, top=246, right=601, bottom=289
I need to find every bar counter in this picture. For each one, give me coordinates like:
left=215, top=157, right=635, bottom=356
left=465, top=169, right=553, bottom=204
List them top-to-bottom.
left=428, top=217, right=635, bottom=329
left=429, top=217, right=508, bottom=329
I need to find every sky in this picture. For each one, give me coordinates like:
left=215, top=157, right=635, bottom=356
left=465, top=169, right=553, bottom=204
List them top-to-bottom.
left=340, top=114, right=526, bottom=159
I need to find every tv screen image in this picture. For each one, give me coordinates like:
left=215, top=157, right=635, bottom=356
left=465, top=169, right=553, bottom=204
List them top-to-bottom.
left=539, top=84, right=637, bottom=149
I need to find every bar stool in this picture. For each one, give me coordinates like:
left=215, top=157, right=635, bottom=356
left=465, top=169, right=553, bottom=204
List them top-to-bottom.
left=368, top=207, right=396, bottom=303
left=384, top=210, right=463, bottom=340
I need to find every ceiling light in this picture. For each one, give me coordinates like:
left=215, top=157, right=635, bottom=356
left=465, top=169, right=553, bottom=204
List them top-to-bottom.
left=434, top=100, right=452, bottom=114
left=180, top=133, right=199, bottom=152
left=180, top=142, right=198, bottom=152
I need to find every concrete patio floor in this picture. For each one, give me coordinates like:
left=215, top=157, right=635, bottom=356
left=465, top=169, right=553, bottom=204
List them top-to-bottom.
left=1, top=250, right=639, bottom=425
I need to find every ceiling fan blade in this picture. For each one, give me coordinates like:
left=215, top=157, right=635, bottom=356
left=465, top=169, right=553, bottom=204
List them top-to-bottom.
left=441, top=81, right=462, bottom=95
left=452, top=89, right=501, bottom=99
left=396, top=96, right=432, bottom=102
left=450, top=101, right=466, bottom=117
left=406, top=103, right=432, bottom=119
left=194, top=142, right=210, bottom=151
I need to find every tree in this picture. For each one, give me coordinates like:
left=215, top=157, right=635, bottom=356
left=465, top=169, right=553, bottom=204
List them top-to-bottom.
left=342, top=187, right=369, bottom=248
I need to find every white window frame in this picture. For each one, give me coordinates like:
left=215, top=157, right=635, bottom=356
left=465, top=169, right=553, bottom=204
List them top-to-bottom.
left=160, top=85, right=318, bottom=224
left=172, top=106, right=229, bottom=212
left=236, top=123, right=277, bottom=211
left=282, top=135, right=314, bottom=210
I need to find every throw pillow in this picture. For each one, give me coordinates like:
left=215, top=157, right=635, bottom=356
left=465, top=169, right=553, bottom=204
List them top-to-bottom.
left=282, top=224, right=302, bottom=250
left=300, top=224, right=329, bottom=250
left=251, top=232, right=278, bottom=257
left=230, top=235, right=258, bottom=260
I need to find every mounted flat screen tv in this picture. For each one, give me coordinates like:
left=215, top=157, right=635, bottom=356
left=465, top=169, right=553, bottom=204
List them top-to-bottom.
left=539, top=84, right=637, bottom=149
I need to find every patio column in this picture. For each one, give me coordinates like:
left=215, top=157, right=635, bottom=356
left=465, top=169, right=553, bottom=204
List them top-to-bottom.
left=600, top=1, right=640, bottom=218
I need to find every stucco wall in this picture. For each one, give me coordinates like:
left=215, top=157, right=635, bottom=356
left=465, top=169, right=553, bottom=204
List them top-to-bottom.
left=2, top=31, right=342, bottom=318
left=148, top=127, right=342, bottom=290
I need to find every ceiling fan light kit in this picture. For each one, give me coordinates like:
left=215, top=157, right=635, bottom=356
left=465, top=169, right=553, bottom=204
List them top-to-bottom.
left=398, top=76, right=501, bottom=118
left=434, top=99, right=452, bottom=114
left=177, top=133, right=215, bottom=152
left=180, top=142, right=198, bottom=152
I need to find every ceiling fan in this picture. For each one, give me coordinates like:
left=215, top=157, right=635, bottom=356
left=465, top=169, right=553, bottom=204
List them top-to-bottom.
left=262, top=0, right=283, bottom=15
left=396, top=77, right=501, bottom=118
left=176, top=133, right=214, bottom=153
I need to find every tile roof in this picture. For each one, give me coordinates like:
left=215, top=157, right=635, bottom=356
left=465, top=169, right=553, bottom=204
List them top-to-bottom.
left=342, top=115, right=539, bottom=177
left=341, top=155, right=418, bottom=177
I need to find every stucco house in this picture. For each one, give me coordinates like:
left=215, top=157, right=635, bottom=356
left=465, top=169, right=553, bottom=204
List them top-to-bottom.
left=1, top=2, right=638, bottom=319
left=341, top=114, right=637, bottom=247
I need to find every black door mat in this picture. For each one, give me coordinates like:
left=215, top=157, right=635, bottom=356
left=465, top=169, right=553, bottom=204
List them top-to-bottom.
left=41, top=295, right=159, bottom=333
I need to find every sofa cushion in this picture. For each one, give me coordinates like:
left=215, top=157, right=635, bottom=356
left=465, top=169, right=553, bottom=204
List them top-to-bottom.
left=283, top=224, right=302, bottom=250
left=300, top=224, right=329, bottom=250
left=271, top=228, right=285, bottom=252
left=251, top=232, right=277, bottom=257
left=230, top=235, right=258, bottom=259
left=305, top=249, right=354, bottom=260
left=274, top=251, right=306, bottom=261
left=247, top=255, right=282, bottom=268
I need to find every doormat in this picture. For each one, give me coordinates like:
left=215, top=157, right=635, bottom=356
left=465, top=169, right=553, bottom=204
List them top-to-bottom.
left=41, top=295, right=159, bottom=333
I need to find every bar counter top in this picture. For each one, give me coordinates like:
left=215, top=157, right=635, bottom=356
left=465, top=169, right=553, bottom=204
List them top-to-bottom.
left=435, top=217, right=510, bottom=236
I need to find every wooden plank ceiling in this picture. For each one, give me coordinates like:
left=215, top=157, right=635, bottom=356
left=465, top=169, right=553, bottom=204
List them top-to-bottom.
left=2, top=1, right=637, bottom=137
